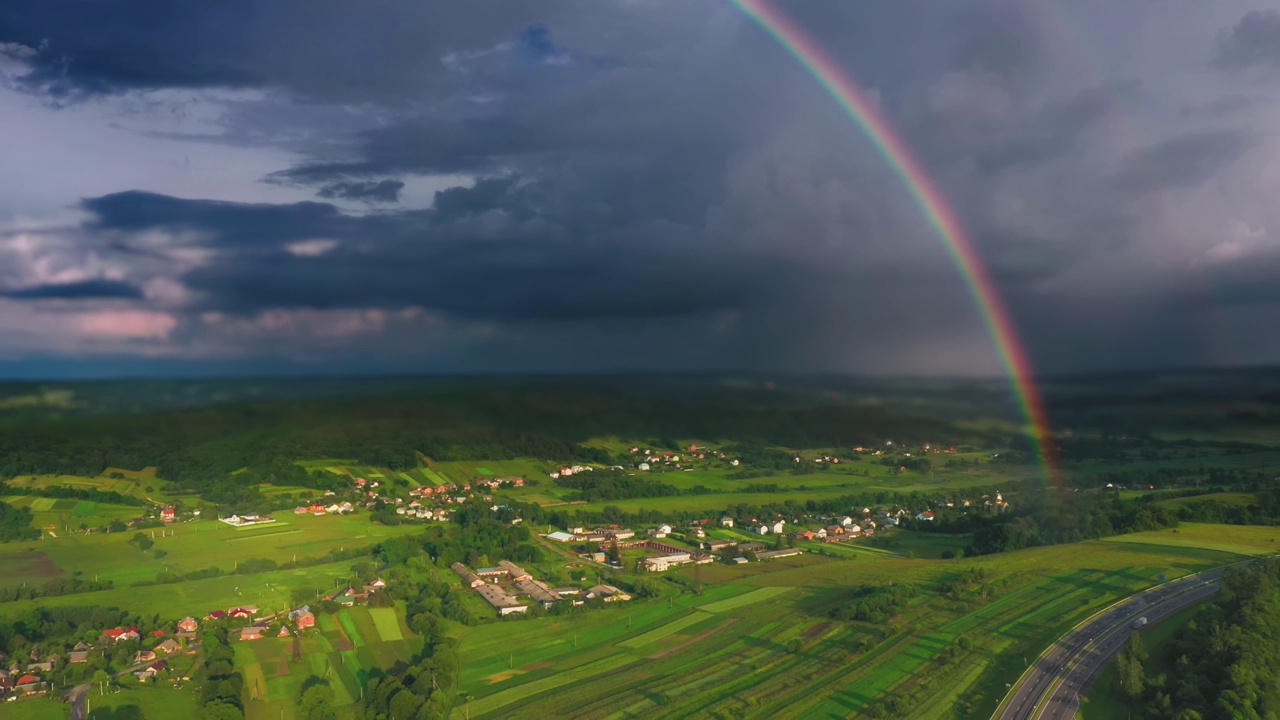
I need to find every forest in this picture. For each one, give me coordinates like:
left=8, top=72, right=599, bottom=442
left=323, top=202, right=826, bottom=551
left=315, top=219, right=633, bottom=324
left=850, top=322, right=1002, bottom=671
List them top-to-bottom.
left=0, top=382, right=984, bottom=498
left=1117, top=558, right=1280, bottom=719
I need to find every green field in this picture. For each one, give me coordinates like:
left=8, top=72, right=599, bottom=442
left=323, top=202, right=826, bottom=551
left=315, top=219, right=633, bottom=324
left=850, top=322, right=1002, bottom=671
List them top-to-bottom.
left=0, top=513, right=422, bottom=590
left=444, top=524, right=1275, bottom=719
left=237, top=605, right=420, bottom=720
left=87, top=682, right=200, bottom=720
left=4, top=698, right=70, bottom=719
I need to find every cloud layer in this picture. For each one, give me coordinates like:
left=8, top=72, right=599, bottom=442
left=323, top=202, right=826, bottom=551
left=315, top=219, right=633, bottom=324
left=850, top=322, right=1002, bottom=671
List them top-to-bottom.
left=1, top=1, right=1279, bottom=377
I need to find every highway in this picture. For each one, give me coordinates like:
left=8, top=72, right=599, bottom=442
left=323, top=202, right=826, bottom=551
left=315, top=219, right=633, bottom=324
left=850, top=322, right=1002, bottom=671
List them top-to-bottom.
left=994, top=567, right=1226, bottom=720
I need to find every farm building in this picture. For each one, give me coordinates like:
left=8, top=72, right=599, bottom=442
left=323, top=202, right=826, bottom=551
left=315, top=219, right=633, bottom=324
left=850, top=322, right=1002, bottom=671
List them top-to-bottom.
left=546, top=531, right=574, bottom=542
left=757, top=548, right=804, bottom=560
left=643, top=552, right=692, bottom=572
left=499, top=560, right=532, bottom=582
left=451, top=562, right=485, bottom=588
left=514, top=578, right=562, bottom=607
left=476, top=584, right=528, bottom=616
left=587, top=584, right=632, bottom=602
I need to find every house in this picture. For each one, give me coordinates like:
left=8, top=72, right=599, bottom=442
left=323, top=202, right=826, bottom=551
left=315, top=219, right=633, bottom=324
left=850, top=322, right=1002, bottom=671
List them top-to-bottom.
left=638, top=462, right=650, bottom=471
left=160, top=507, right=176, bottom=523
left=915, top=511, right=935, bottom=522
left=720, top=516, right=734, bottom=527
left=840, top=516, right=854, bottom=527
left=771, top=520, right=786, bottom=534
left=647, top=524, right=672, bottom=538
left=755, top=524, right=770, bottom=535
left=846, top=524, right=863, bottom=536
left=826, top=525, right=845, bottom=536
left=814, top=528, right=827, bottom=539
left=795, top=530, right=815, bottom=541
left=546, top=531, right=574, bottom=542
left=732, top=557, right=749, bottom=564
left=369, top=578, right=387, bottom=589
left=586, top=584, right=631, bottom=602
left=229, top=606, right=259, bottom=619
left=290, top=606, right=316, bottom=629
left=205, top=611, right=227, bottom=621
left=177, top=617, right=198, bottom=633
left=279, top=626, right=291, bottom=638
left=104, top=627, right=141, bottom=643
left=239, top=627, right=264, bottom=641
left=149, top=629, right=166, bottom=638
left=154, top=639, right=180, bottom=655
left=68, top=650, right=91, bottom=664
left=134, top=650, right=157, bottom=664
left=149, top=660, right=168, bottom=672
left=26, top=661, right=53, bottom=673
left=134, top=668, right=156, bottom=682
left=15, top=674, right=42, bottom=694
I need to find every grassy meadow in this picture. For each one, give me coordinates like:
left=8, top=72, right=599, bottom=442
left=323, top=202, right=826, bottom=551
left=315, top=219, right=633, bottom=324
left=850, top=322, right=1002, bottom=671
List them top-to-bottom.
left=0, top=513, right=422, bottom=591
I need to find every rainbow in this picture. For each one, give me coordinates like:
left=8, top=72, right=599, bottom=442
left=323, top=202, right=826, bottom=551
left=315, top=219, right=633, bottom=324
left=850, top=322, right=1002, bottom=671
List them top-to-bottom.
left=728, top=0, right=1057, bottom=478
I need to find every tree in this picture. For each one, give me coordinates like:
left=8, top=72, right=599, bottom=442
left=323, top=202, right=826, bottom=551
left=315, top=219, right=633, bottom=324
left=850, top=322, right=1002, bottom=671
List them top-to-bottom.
left=1117, top=634, right=1147, bottom=699
left=93, top=669, right=110, bottom=695
left=297, top=682, right=335, bottom=720
left=202, top=701, right=245, bottom=720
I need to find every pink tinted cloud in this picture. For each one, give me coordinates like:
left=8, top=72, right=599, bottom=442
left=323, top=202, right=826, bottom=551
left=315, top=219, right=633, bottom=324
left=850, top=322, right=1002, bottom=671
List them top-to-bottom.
left=76, top=309, right=177, bottom=339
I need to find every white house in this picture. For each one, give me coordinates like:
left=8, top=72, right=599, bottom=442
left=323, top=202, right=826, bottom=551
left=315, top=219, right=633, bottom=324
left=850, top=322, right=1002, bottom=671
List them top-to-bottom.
left=730, top=459, right=740, bottom=467
left=638, top=462, right=650, bottom=471
left=720, top=516, right=734, bottom=527
left=840, top=516, right=854, bottom=527
left=771, top=520, right=786, bottom=534
left=756, top=523, right=770, bottom=535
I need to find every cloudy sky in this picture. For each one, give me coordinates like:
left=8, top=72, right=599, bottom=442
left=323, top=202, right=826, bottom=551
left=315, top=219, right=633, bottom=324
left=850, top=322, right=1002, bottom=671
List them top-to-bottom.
left=2, top=0, right=1280, bottom=379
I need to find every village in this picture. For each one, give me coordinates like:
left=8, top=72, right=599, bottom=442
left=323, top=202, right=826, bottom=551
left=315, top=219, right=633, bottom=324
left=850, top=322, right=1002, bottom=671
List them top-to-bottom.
left=0, top=569, right=395, bottom=702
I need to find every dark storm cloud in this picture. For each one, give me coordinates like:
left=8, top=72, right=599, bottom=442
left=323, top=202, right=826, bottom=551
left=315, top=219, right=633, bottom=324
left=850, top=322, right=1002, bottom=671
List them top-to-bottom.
left=0, top=0, right=593, bottom=102
left=5, top=0, right=1275, bottom=377
left=1215, top=10, right=1280, bottom=70
left=974, top=85, right=1117, bottom=173
left=1113, top=129, right=1256, bottom=191
left=316, top=180, right=404, bottom=203
left=79, top=188, right=798, bottom=322
left=83, top=191, right=349, bottom=245
left=181, top=245, right=764, bottom=321
left=0, top=279, right=143, bottom=300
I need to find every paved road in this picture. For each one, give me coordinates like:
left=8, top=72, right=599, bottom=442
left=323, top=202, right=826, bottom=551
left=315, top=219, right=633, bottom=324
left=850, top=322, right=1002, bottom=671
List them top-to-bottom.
left=995, top=567, right=1226, bottom=720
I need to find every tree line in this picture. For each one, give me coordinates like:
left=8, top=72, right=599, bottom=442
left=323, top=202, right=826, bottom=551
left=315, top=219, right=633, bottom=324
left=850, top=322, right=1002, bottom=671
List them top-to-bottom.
left=1115, top=558, right=1280, bottom=719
